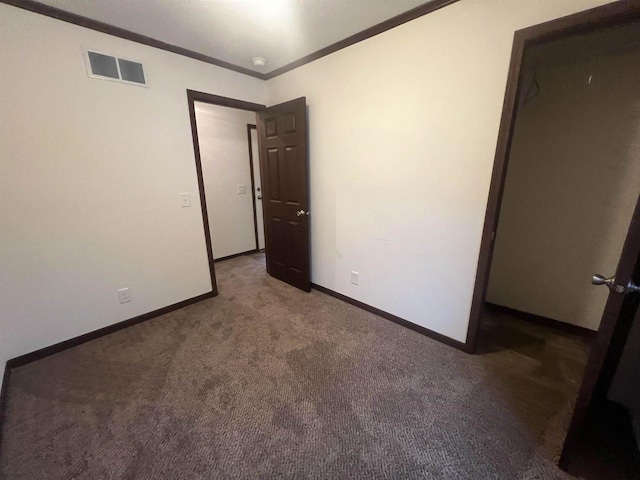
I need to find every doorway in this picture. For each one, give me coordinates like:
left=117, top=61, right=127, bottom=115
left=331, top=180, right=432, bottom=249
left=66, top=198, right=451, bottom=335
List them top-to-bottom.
left=465, top=2, right=640, bottom=477
left=482, top=23, right=640, bottom=342
left=186, top=90, right=266, bottom=295
left=187, top=91, right=311, bottom=293
left=190, top=95, right=266, bottom=264
left=195, top=106, right=264, bottom=261
left=247, top=125, right=265, bottom=251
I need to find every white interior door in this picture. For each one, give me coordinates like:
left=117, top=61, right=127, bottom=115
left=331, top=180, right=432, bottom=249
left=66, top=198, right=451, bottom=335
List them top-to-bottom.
left=250, top=126, right=265, bottom=250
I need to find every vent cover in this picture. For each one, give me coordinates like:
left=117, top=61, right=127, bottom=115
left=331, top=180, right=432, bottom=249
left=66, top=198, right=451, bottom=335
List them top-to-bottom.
left=84, top=50, right=147, bottom=87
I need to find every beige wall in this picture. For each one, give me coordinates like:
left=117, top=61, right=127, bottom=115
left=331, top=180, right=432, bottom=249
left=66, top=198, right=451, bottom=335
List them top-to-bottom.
left=266, top=0, right=614, bottom=342
left=0, top=4, right=267, bottom=378
left=487, top=48, right=640, bottom=331
left=194, top=102, right=258, bottom=259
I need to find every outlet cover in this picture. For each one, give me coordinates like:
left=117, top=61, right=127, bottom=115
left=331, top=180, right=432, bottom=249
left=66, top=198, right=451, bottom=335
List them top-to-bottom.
left=237, top=185, right=247, bottom=194
left=180, top=193, right=191, bottom=207
left=351, top=271, right=359, bottom=285
left=117, top=287, right=132, bottom=304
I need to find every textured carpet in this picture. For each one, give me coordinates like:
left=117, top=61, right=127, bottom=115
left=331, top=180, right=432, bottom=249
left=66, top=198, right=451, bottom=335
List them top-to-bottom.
left=0, top=253, right=590, bottom=479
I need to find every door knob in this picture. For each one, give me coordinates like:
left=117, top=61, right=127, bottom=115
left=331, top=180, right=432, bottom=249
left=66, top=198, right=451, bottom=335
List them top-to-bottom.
left=257, top=195, right=262, bottom=200
left=296, top=210, right=305, bottom=217
left=592, top=274, right=640, bottom=294
left=592, top=274, right=615, bottom=289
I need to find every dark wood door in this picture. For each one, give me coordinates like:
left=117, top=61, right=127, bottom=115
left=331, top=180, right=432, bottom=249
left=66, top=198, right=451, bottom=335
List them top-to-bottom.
left=256, top=97, right=310, bottom=292
left=560, top=192, right=640, bottom=468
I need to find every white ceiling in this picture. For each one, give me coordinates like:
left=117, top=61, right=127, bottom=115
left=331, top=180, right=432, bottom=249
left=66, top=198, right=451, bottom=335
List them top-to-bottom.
left=34, top=0, right=432, bottom=74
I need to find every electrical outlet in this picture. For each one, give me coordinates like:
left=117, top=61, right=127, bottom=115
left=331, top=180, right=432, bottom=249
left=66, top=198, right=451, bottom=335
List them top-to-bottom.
left=180, top=193, right=191, bottom=207
left=351, top=271, right=359, bottom=285
left=117, top=287, right=132, bottom=304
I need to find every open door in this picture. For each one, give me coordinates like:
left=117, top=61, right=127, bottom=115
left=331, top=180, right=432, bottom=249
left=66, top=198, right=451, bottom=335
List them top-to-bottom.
left=256, top=97, right=310, bottom=292
left=560, top=192, right=640, bottom=468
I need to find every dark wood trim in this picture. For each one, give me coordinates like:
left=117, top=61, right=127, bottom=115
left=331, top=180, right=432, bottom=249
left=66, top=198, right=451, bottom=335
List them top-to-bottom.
left=1, top=0, right=264, bottom=79
left=2, top=0, right=461, bottom=81
left=263, top=0, right=459, bottom=79
left=466, top=0, right=640, bottom=354
left=517, top=0, right=640, bottom=45
left=465, top=32, right=527, bottom=354
left=187, top=90, right=265, bottom=292
left=187, top=90, right=266, bottom=112
left=187, top=93, right=218, bottom=297
left=247, top=124, right=261, bottom=251
left=214, top=249, right=259, bottom=263
left=311, top=283, right=467, bottom=351
left=5, top=291, right=214, bottom=369
left=485, top=302, right=598, bottom=339
left=0, top=365, right=11, bottom=453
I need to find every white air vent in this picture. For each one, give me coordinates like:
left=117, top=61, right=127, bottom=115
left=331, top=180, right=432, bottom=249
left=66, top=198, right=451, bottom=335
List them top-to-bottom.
left=83, top=49, right=148, bottom=87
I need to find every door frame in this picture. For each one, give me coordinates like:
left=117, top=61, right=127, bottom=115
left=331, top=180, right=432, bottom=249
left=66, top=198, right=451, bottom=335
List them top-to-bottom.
left=465, top=0, right=640, bottom=354
left=186, top=90, right=266, bottom=292
left=246, top=123, right=264, bottom=251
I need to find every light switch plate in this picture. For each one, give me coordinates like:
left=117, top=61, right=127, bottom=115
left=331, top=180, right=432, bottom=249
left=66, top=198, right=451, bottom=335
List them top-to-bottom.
left=237, top=185, right=247, bottom=194
left=180, top=193, right=191, bottom=207
left=351, top=271, right=359, bottom=285
left=117, top=287, right=131, bottom=304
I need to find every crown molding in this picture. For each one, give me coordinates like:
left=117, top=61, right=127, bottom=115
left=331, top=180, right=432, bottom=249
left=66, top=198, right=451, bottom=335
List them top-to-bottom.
left=2, top=0, right=459, bottom=81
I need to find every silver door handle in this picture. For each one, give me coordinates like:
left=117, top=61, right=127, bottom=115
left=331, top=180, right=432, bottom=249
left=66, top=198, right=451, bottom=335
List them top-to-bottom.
left=257, top=195, right=262, bottom=200
left=296, top=210, right=305, bottom=216
left=593, top=273, right=640, bottom=294
left=592, top=274, right=615, bottom=289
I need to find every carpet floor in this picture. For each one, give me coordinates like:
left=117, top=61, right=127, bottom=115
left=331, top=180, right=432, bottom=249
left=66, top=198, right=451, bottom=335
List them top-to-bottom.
left=0, top=253, right=590, bottom=479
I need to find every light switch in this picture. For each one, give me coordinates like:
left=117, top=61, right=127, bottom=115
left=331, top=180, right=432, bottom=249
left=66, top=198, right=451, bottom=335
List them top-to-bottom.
left=237, top=185, right=247, bottom=194
left=180, top=193, right=191, bottom=207
left=117, top=287, right=131, bottom=304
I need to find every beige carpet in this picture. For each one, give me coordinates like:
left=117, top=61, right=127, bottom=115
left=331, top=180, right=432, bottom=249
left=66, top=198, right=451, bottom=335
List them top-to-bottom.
left=0, top=253, right=590, bottom=479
